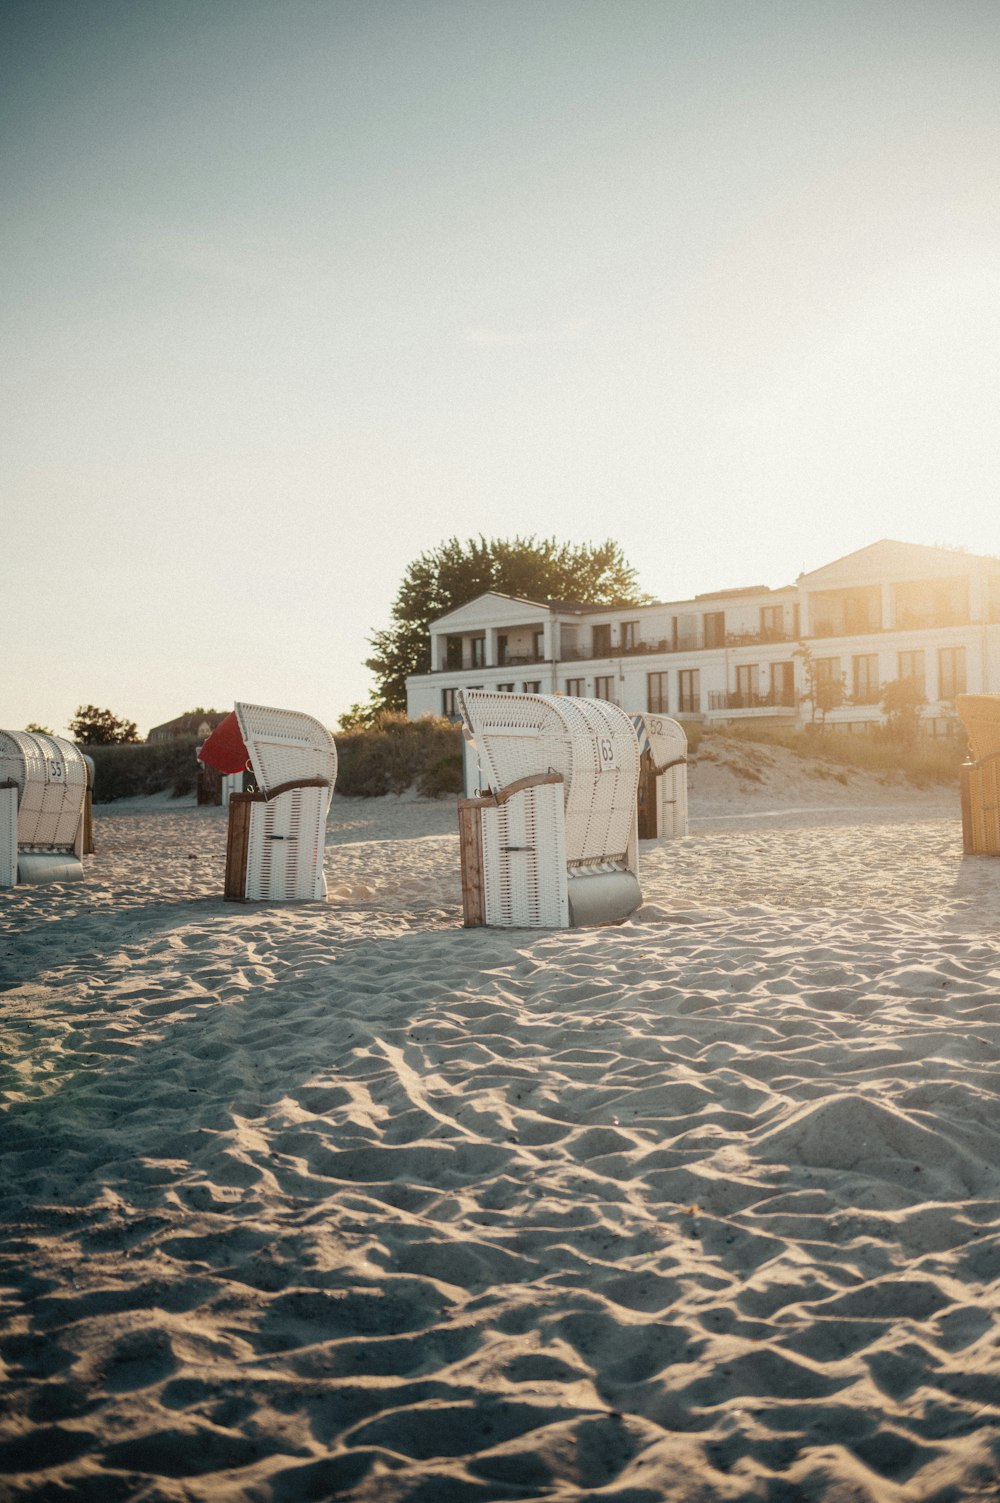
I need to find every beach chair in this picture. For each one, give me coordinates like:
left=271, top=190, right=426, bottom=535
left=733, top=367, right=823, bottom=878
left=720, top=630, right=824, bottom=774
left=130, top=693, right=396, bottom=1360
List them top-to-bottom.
left=457, top=690, right=642, bottom=928
left=956, top=694, right=1000, bottom=854
left=209, top=703, right=338, bottom=901
left=632, top=713, right=688, bottom=839
left=0, top=731, right=89, bottom=886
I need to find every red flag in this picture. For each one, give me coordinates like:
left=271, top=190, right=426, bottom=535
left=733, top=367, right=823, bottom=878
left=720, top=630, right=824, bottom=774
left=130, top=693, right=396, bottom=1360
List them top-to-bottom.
left=197, top=712, right=250, bottom=774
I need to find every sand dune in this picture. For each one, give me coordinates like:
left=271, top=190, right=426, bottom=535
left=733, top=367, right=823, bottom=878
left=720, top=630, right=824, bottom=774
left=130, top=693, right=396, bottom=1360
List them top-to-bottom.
left=2, top=767, right=1000, bottom=1501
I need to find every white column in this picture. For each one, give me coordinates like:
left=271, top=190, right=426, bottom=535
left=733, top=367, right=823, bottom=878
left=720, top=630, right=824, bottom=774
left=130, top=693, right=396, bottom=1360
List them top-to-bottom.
left=880, top=582, right=894, bottom=630
left=542, top=617, right=556, bottom=661
left=486, top=627, right=499, bottom=666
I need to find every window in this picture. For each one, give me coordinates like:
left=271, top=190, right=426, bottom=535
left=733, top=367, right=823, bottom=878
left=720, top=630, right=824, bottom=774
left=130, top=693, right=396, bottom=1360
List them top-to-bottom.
left=760, top=605, right=784, bottom=641
left=704, top=611, right=726, bottom=648
left=621, top=620, right=639, bottom=651
left=592, top=623, right=611, bottom=655
left=533, top=630, right=545, bottom=660
left=497, top=634, right=508, bottom=664
left=445, top=636, right=462, bottom=670
left=471, top=636, right=486, bottom=668
left=938, top=646, right=966, bottom=701
left=898, top=650, right=926, bottom=694
left=852, top=654, right=879, bottom=704
left=815, top=657, right=841, bottom=688
left=772, top=662, right=795, bottom=705
left=735, top=665, right=759, bottom=706
left=678, top=669, right=700, bottom=713
left=647, top=672, right=668, bottom=714
left=594, top=675, right=615, bottom=702
left=565, top=678, right=585, bottom=696
left=522, top=681, right=541, bottom=694
left=497, top=683, right=514, bottom=693
left=442, top=688, right=458, bottom=717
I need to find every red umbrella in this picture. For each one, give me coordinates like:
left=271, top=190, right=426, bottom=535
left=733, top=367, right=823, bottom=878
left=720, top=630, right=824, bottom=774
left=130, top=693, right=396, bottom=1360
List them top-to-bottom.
left=197, top=711, right=250, bottom=775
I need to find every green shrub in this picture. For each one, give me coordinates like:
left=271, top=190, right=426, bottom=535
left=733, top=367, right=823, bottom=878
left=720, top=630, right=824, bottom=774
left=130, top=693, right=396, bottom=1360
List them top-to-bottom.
left=335, top=715, right=464, bottom=798
left=85, top=738, right=203, bottom=802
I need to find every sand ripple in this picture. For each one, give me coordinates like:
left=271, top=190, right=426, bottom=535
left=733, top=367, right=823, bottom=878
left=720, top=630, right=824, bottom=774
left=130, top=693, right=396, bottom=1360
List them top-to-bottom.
left=1, top=795, right=1000, bottom=1499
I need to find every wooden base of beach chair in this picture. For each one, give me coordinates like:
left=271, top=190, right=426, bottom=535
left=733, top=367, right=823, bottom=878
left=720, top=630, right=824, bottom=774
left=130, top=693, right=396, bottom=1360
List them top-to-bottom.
left=224, top=792, right=263, bottom=900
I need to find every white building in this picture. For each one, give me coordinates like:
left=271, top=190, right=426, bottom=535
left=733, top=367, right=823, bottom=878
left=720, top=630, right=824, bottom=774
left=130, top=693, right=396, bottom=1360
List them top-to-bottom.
left=405, top=540, right=1000, bottom=735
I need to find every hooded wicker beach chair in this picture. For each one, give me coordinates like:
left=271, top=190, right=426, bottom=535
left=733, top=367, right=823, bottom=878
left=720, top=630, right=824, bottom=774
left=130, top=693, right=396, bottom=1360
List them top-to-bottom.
left=456, top=690, right=642, bottom=928
left=956, top=694, right=1000, bottom=854
left=199, top=703, right=338, bottom=901
left=632, top=713, right=689, bottom=839
left=0, top=731, right=89, bottom=886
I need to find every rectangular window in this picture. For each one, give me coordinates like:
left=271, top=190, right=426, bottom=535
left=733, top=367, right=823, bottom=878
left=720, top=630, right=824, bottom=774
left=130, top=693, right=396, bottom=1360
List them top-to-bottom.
left=760, top=605, right=784, bottom=640
left=704, top=611, right=726, bottom=648
left=621, top=620, right=639, bottom=651
left=592, top=623, right=612, bottom=655
left=534, top=630, right=545, bottom=660
left=497, top=634, right=508, bottom=664
left=445, top=636, right=462, bottom=670
left=471, top=637, right=486, bottom=668
left=938, top=646, right=966, bottom=701
left=898, top=650, right=926, bottom=693
left=852, top=654, right=879, bottom=704
left=815, top=657, right=841, bottom=687
left=772, top=661, right=795, bottom=705
left=735, top=665, right=759, bottom=706
left=678, top=669, right=700, bottom=713
left=647, top=672, right=669, bottom=714
left=594, top=675, right=615, bottom=702
left=564, top=678, right=585, bottom=696
left=522, top=681, right=541, bottom=694
left=497, top=683, right=514, bottom=693
left=442, top=688, right=458, bottom=717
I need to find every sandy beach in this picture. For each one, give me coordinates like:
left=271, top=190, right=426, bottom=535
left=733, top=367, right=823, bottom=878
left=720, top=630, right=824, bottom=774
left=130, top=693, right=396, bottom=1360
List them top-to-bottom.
left=2, top=747, right=1000, bottom=1501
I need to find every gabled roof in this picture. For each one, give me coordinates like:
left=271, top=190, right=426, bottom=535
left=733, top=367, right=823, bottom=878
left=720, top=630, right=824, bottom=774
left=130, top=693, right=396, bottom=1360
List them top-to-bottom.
left=799, top=538, right=999, bottom=588
left=431, top=591, right=622, bottom=627
left=147, top=710, right=227, bottom=740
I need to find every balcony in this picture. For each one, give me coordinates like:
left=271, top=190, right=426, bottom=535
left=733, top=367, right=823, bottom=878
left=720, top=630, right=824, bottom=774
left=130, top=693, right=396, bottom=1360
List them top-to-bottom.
left=810, top=621, right=883, bottom=639
left=725, top=628, right=795, bottom=646
left=561, top=637, right=688, bottom=661
left=497, top=652, right=545, bottom=667
left=708, top=689, right=797, bottom=712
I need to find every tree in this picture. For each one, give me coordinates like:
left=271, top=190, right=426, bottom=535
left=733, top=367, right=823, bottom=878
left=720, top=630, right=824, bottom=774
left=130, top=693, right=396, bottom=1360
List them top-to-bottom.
left=366, top=535, right=649, bottom=713
left=794, top=642, right=846, bottom=726
left=880, top=677, right=925, bottom=745
left=69, top=705, right=140, bottom=745
left=25, top=722, right=53, bottom=735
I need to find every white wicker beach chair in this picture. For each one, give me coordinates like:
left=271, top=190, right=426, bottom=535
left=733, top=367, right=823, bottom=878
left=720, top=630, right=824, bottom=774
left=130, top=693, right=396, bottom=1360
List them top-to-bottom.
left=457, top=690, right=642, bottom=928
left=956, top=694, right=1000, bottom=854
left=224, top=703, right=338, bottom=902
left=632, top=713, right=688, bottom=839
left=0, top=731, right=89, bottom=886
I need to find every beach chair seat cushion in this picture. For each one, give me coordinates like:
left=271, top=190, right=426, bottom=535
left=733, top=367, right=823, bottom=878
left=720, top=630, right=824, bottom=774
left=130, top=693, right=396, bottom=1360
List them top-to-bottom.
left=17, top=852, right=85, bottom=885
left=566, top=865, right=641, bottom=926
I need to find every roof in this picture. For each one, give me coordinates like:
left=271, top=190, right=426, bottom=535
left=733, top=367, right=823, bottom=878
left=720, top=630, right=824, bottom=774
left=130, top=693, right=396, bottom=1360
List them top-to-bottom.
left=799, top=538, right=1000, bottom=588
left=147, top=710, right=228, bottom=740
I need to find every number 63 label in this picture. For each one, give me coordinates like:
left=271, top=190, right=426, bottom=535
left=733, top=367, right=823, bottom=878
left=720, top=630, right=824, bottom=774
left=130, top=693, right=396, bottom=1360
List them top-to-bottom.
left=596, top=736, right=619, bottom=771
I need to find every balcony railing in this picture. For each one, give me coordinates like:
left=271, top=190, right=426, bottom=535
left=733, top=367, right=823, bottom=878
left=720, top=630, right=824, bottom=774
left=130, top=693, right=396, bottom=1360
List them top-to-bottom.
left=725, top=628, right=795, bottom=646
left=561, top=637, right=694, bottom=661
left=708, top=689, right=797, bottom=711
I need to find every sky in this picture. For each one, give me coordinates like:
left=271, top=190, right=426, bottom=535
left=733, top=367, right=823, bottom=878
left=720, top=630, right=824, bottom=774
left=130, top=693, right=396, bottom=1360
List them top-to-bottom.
left=3, top=0, right=999, bottom=736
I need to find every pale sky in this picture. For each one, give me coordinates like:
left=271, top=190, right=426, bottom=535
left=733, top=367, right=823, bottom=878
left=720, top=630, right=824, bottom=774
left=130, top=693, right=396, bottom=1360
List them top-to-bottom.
left=3, top=0, right=998, bottom=736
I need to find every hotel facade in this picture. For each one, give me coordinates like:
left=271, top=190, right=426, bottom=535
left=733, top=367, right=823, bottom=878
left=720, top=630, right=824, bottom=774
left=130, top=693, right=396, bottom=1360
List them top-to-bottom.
left=405, top=540, right=1000, bottom=735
